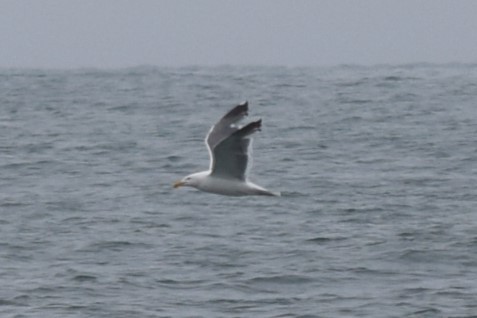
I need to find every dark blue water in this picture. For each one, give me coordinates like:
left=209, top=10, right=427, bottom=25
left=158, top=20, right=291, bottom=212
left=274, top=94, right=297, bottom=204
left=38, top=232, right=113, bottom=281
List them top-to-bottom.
left=1, top=65, right=476, bottom=317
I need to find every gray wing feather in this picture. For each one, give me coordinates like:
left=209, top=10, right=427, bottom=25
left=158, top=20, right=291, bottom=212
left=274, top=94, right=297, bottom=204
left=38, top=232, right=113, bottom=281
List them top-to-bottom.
left=205, top=101, right=262, bottom=180
left=206, top=101, right=248, bottom=151
left=210, top=119, right=262, bottom=180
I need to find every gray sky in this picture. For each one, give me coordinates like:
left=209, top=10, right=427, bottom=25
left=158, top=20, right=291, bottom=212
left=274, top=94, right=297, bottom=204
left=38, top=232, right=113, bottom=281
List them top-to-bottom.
left=1, top=0, right=476, bottom=68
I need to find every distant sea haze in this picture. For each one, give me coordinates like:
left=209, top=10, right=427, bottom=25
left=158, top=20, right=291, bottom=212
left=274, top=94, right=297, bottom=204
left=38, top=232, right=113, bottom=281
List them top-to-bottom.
left=1, top=64, right=476, bottom=317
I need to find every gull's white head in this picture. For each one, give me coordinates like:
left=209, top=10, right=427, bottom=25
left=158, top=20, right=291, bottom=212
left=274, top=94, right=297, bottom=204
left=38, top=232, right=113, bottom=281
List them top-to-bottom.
left=173, top=172, right=207, bottom=189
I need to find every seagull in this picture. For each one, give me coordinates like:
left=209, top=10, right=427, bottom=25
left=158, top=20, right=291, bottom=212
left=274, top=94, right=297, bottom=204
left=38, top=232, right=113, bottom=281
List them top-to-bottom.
left=173, top=101, right=280, bottom=196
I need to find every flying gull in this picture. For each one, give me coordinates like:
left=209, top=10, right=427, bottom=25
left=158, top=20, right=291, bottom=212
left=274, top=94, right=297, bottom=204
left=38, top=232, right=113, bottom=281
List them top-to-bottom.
left=173, top=101, right=280, bottom=196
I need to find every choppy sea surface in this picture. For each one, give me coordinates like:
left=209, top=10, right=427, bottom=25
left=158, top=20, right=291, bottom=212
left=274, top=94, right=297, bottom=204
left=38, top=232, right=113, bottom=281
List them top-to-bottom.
left=1, top=64, right=476, bottom=317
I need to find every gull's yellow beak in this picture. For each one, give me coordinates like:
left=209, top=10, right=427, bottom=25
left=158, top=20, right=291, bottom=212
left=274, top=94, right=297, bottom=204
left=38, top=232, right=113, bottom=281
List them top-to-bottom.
left=173, top=180, right=185, bottom=188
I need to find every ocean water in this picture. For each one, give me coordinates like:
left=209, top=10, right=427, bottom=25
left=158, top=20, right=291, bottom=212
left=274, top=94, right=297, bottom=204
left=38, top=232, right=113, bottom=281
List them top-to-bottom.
left=0, top=64, right=476, bottom=317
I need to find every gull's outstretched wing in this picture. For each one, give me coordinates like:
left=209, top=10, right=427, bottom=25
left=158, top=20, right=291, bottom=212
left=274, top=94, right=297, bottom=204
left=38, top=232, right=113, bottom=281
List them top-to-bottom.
left=206, top=101, right=248, bottom=150
left=205, top=102, right=261, bottom=180
left=211, top=119, right=261, bottom=180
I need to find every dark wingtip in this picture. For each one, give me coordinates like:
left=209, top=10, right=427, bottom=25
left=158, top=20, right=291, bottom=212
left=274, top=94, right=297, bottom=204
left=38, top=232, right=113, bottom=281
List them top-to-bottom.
left=237, top=100, right=249, bottom=115
left=223, top=101, right=249, bottom=119
left=235, top=118, right=262, bottom=136
left=256, top=118, right=262, bottom=131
